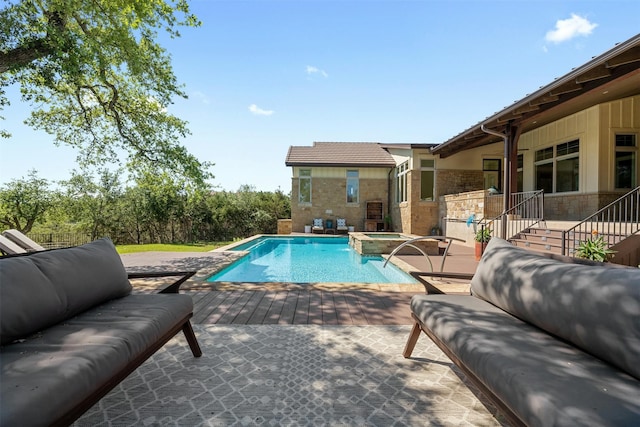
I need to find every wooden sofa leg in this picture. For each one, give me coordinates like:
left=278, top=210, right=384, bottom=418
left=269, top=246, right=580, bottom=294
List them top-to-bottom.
left=182, top=321, right=202, bottom=357
left=403, top=321, right=422, bottom=358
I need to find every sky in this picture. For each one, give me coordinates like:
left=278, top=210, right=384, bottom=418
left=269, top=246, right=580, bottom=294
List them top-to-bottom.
left=1, top=0, right=639, bottom=193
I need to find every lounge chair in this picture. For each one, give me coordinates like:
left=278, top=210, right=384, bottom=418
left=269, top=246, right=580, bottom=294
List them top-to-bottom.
left=312, top=218, right=324, bottom=233
left=336, top=218, right=349, bottom=234
left=2, top=229, right=45, bottom=252
left=0, top=235, right=28, bottom=255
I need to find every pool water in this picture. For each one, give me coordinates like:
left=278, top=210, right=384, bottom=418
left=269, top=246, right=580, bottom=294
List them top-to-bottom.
left=208, top=236, right=417, bottom=284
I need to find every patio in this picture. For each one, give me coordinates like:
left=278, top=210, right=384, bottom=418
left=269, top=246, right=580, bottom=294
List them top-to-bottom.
left=74, top=242, right=503, bottom=426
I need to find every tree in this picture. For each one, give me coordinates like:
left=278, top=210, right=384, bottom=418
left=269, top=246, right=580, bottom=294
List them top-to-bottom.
left=0, top=0, right=211, bottom=184
left=61, top=168, right=125, bottom=240
left=0, top=169, right=52, bottom=233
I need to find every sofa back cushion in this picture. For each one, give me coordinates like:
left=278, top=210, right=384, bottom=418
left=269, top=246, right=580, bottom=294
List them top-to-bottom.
left=471, top=237, right=640, bottom=380
left=0, top=238, right=132, bottom=345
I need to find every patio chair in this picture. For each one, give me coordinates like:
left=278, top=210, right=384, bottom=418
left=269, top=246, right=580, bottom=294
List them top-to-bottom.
left=311, top=218, right=324, bottom=233
left=336, top=218, right=349, bottom=234
left=2, top=229, right=45, bottom=252
left=0, top=235, right=28, bottom=255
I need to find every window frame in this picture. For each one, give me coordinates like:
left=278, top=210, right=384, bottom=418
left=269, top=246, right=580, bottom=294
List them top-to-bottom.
left=614, top=133, right=637, bottom=190
left=534, top=139, right=580, bottom=194
left=420, top=158, right=435, bottom=201
left=396, top=161, right=409, bottom=203
left=298, top=169, right=312, bottom=204
left=346, top=170, right=359, bottom=204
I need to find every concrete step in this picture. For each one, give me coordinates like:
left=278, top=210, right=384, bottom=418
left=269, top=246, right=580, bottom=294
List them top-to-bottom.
left=522, top=227, right=565, bottom=238
left=514, top=233, right=563, bottom=244
left=510, top=238, right=564, bottom=255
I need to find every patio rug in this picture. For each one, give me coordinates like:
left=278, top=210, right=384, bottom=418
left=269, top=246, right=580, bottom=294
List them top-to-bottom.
left=74, top=325, right=506, bottom=426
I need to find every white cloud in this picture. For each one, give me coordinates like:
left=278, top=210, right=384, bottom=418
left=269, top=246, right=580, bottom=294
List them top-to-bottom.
left=545, top=13, right=597, bottom=44
left=306, top=65, right=328, bottom=78
left=191, top=91, right=210, bottom=105
left=248, top=104, right=274, bottom=116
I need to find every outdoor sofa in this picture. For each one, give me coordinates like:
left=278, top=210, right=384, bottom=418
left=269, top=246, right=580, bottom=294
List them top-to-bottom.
left=404, top=237, right=640, bottom=426
left=0, top=238, right=202, bottom=426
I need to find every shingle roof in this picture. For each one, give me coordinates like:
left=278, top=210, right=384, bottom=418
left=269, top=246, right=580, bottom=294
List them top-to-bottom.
left=285, top=142, right=397, bottom=167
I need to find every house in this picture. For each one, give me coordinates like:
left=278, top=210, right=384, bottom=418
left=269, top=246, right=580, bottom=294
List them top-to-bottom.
left=286, top=34, right=640, bottom=248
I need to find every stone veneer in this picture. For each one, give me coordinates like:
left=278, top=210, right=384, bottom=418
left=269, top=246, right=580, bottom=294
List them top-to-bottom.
left=290, top=177, right=388, bottom=233
left=543, top=192, right=631, bottom=220
left=348, top=232, right=439, bottom=255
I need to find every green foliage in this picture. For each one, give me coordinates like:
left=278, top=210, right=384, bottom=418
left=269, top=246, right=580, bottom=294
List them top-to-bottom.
left=0, top=0, right=211, bottom=185
left=60, top=168, right=125, bottom=240
left=0, top=169, right=53, bottom=233
left=14, top=174, right=292, bottom=245
left=475, top=227, right=492, bottom=243
left=575, top=236, right=616, bottom=262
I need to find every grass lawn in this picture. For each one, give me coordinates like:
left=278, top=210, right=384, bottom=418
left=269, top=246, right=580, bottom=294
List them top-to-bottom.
left=116, top=242, right=231, bottom=254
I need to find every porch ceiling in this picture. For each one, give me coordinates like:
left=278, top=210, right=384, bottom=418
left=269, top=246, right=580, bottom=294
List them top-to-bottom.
left=432, top=34, right=640, bottom=159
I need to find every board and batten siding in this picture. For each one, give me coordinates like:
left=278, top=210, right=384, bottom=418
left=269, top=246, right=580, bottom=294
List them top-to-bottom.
left=518, top=94, right=639, bottom=193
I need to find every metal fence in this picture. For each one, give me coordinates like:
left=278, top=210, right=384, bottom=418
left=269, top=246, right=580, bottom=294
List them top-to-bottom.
left=27, top=233, right=94, bottom=249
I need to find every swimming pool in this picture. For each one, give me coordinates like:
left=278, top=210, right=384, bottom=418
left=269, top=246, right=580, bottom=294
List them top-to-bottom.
left=208, top=236, right=417, bottom=284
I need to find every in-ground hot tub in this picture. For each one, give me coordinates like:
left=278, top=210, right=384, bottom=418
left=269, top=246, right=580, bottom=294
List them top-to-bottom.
left=349, top=232, right=439, bottom=255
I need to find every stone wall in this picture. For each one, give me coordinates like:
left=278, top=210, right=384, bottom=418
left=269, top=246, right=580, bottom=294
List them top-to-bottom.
left=436, top=169, right=484, bottom=195
left=290, top=177, right=388, bottom=232
left=543, top=192, right=630, bottom=220
left=277, top=219, right=292, bottom=235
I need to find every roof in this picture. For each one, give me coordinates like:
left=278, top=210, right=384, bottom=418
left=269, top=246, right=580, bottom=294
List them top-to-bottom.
left=432, top=33, right=640, bottom=158
left=285, top=142, right=397, bottom=167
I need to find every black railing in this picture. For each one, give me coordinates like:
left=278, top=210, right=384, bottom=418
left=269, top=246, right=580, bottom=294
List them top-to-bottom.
left=562, top=186, right=640, bottom=256
left=481, top=190, right=545, bottom=240
left=27, top=233, right=94, bottom=249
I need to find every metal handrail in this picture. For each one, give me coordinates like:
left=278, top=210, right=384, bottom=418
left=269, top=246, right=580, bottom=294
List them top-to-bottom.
left=562, top=186, right=640, bottom=256
left=483, top=190, right=544, bottom=240
left=383, top=236, right=466, bottom=273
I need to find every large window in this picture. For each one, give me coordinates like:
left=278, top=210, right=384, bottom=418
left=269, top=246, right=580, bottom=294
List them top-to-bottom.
left=615, top=134, right=636, bottom=189
left=535, top=140, right=579, bottom=193
left=517, top=154, right=524, bottom=192
left=420, top=159, right=435, bottom=201
left=483, top=159, right=501, bottom=190
left=396, top=161, right=409, bottom=203
left=299, top=169, right=311, bottom=204
left=346, top=170, right=359, bottom=203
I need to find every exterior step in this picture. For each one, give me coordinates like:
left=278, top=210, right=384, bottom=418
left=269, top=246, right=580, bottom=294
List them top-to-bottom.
left=510, top=238, right=563, bottom=255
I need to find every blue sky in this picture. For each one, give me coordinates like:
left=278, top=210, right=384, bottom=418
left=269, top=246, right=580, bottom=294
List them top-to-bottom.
left=1, top=0, right=639, bottom=192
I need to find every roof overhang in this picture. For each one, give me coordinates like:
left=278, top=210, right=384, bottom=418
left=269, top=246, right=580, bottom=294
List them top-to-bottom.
left=432, top=34, right=640, bottom=158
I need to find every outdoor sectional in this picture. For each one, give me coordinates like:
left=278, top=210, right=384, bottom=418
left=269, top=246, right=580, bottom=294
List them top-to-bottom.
left=405, top=237, right=640, bottom=427
left=0, top=238, right=202, bottom=426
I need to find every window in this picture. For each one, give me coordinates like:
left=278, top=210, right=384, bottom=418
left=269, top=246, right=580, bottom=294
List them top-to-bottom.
left=615, top=134, right=636, bottom=189
left=535, top=140, right=579, bottom=193
left=516, top=154, right=524, bottom=192
left=420, top=159, right=435, bottom=201
left=483, top=159, right=501, bottom=190
left=396, top=161, right=409, bottom=203
left=299, top=169, right=311, bottom=203
left=346, top=170, right=359, bottom=203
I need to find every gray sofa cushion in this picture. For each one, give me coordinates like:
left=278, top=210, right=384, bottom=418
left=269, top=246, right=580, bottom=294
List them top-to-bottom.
left=0, top=238, right=132, bottom=345
left=470, top=238, right=640, bottom=381
left=0, top=293, right=194, bottom=427
left=411, top=294, right=640, bottom=427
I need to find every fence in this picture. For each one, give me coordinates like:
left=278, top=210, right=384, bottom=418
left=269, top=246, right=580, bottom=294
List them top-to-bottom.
left=27, top=233, right=94, bottom=249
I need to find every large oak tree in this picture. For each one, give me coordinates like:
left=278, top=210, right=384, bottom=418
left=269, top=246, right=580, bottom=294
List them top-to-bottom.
left=0, top=0, right=210, bottom=184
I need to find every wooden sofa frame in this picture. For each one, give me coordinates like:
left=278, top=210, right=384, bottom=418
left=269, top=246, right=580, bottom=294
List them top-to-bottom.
left=53, top=271, right=202, bottom=427
left=403, top=312, right=524, bottom=427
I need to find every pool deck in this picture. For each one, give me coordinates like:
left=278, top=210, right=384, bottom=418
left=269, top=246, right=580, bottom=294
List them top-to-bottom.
left=122, top=240, right=479, bottom=326
left=88, top=242, right=507, bottom=427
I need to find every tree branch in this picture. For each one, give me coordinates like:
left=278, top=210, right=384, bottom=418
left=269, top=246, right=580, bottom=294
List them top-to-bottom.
left=0, top=11, right=67, bottom=74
